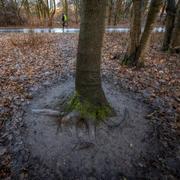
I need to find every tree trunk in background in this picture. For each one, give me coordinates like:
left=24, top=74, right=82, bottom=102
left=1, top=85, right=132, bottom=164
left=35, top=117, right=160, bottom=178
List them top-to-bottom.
left=48, top=0, right=56, bottom=27
left=73, top=0, right=80, bottom=24
left=75, top=0, right=112, bottom=119
left=108, top=0, right=113, bottom=25
left=113, top=0, right=122, bottom=26
left=122, top=0, right=141, bottom=65
left=135, top=0, right=163, bottom=66
left=141, top=0, right=149, bottom=13
left=162, top=0, right=176, bottom=51
left=170, top=0, right=180, bottom=53
left=123, top=1, right=132, bottom=19
left=160, top=1, right=167, bottom=20
left=74, top=3, right=78, bottom=24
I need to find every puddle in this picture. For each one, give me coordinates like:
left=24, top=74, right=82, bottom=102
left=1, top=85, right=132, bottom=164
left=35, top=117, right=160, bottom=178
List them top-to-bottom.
left=22, top=79, right=155, bottom=178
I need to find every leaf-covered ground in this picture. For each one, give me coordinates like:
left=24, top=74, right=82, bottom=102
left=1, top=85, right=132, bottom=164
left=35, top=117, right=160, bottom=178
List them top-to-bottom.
left=0, top=33, right=179, bottom=178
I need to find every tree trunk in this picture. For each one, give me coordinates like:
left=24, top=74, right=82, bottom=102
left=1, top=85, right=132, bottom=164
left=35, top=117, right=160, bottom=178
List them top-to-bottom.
left=48, top=0, right=56, bottom=27
left=73, top=0, right=113, bottom=120
left=73, top=0, right=80, bottom=24
left=108, top=0, right=113, bottom=25
left=113, top=0, right=122, bottom=26
left=122, top=0, right=141, bottom=65
left=135, top=0, right=163, bottom=66
left=141, top=0, right=149, bottom=13
left=160, top=0, right=167, bottom=20
left=162, top=0, right=176, bottom=51
left=170, top=0, right=180, bottom=53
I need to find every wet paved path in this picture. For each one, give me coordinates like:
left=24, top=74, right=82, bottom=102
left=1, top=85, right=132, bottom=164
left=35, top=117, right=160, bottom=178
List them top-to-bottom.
left=0, top=27, right=165, bottom=33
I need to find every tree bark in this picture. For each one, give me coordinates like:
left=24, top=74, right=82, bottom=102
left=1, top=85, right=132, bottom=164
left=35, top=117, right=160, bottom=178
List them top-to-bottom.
left=48, top=0, right=56, bottom=27
left=73, top=0, right=80, bottom=24
left=74, top=0, right=112, bottom=120
left=108, top=0, right=113, bottom=25
left=113, top=0, right=122, bottom=26
left=122, top=0, right=141, bottom=65
left=123, top=0, right=163, bottom=67
left=135, top=0, right=163, bottom=66
left=141, top=0, right=149, bottom=13
left=160, top=0, right=167, bottom=20
left=162, top=0, right=176, bottom=51
left=170, top=0, right=180, bottom=53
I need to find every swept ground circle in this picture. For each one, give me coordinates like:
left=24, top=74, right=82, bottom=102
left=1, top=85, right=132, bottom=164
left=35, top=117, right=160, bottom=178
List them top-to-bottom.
left=22, top=79, right=156, bottom=179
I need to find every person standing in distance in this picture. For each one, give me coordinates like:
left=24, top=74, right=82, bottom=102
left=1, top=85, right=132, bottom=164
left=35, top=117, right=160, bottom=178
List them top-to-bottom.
left=62, top=13, right=67, bottom=31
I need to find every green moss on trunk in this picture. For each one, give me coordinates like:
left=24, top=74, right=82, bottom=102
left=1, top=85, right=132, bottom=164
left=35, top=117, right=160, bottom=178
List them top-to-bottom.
left=65, top=93, right=113, bottom=122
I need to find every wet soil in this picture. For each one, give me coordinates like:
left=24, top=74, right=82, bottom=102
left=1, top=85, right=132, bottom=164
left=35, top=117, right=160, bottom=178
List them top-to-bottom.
left=10, top=78, right=159, bottom=179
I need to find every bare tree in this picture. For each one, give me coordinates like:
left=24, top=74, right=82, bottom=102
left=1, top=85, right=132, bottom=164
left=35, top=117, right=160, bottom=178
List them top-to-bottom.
left=123, top=0, right=163, bottom=67
left=162, top=0, right=176, bottom=51
left=170, top=0, right=180, bottom=52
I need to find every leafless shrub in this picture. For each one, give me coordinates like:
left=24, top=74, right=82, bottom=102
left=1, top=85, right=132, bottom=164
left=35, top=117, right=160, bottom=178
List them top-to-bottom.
left=0, top=0, right=25, bottom=26
left=10, top=33, right=47, bottom=48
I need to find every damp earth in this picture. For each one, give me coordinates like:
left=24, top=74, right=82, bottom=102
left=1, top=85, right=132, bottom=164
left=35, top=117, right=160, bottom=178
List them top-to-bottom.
left=18, top=79, right=158, bottom=179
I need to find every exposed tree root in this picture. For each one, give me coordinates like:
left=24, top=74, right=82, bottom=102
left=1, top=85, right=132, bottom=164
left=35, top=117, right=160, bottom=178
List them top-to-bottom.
left=31, top=108, right=97, bottom=143
left=104, top=108, right=130, bottom=129
left=32, top=109, right=63, bottom=116
left=60, top=111, right=97, bottom=142
left=73, top=141, right=95, bottom=150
